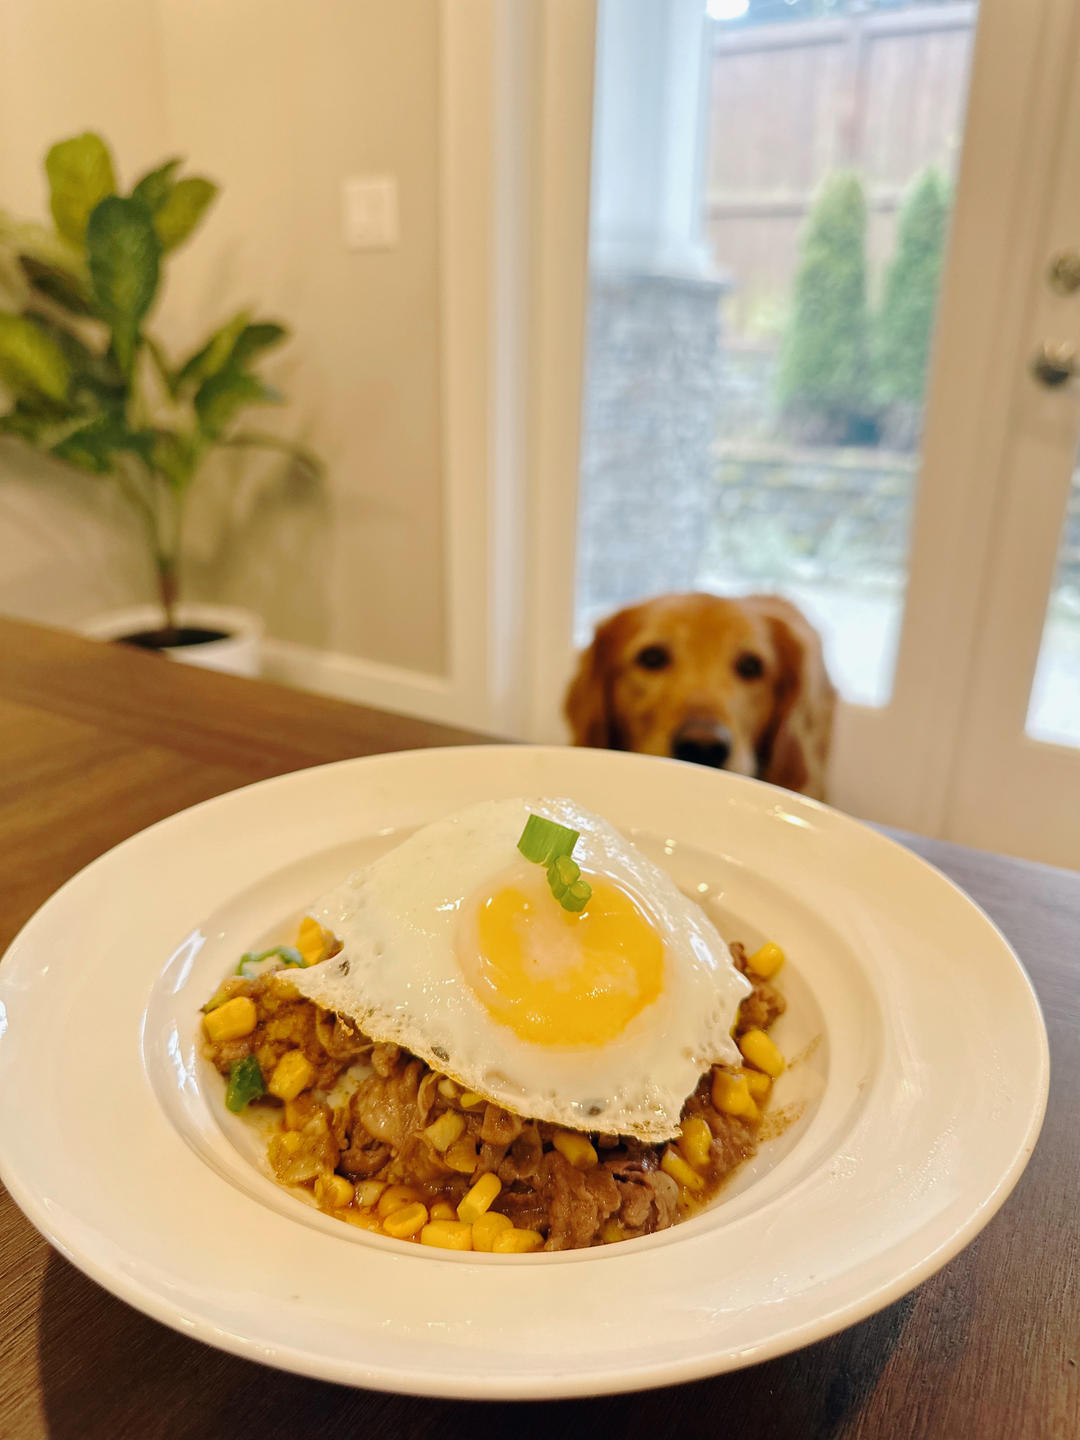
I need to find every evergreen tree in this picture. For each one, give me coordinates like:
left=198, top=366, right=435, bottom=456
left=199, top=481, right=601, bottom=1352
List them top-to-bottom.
left=875, top=167, right=950, bottom=439
left=777, top=170, right=870, bottom=444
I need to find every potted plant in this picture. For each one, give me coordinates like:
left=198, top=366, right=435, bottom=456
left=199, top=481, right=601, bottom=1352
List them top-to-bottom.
left=0, top=131, right=319, bottom=675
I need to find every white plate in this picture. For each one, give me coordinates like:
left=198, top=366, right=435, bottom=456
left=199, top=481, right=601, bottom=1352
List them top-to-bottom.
left=0, top=747, right=1048, bottom=1399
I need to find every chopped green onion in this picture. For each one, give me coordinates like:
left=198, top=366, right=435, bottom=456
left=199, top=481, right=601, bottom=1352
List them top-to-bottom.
left=517, top=813, right=592, bottom=913
left=517, top=813, right=580, bottom=866
left=547, top=854, right=580, bottom=900
left=563, top=881, right=592, bottom=913
left=235, top=945, right=305, bottom=978
left=225, top=1054, right=266, bottom=1113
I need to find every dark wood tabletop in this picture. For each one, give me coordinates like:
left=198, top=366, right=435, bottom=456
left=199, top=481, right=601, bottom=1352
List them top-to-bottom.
left=1, top=617, right=1076, bottom=1440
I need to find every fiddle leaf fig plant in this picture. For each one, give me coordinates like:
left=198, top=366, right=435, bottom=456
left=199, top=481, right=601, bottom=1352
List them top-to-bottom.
left=0, top=132, right=319, bottom=638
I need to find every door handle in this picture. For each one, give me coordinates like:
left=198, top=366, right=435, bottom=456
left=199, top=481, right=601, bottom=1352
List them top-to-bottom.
left=1048, top=249, right=1080, bottom=295
left=1031, top=339, right=1078, bottom=388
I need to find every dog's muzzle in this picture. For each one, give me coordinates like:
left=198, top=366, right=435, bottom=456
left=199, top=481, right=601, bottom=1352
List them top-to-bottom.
left=672, top=721, right=733, bottom=770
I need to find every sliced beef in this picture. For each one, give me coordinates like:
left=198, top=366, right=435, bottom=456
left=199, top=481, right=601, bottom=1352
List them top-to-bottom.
left=537, top=1150, right=621, bottom=1250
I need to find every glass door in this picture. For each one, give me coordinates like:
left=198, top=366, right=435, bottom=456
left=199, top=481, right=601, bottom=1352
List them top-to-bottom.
left=546, top=0, right=1077, bottom=838
left=579, top=0, right=978, bottom=708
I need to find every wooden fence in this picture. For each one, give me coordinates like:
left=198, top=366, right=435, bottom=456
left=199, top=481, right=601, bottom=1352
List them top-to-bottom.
left=705, top=3, right=977, bottom=337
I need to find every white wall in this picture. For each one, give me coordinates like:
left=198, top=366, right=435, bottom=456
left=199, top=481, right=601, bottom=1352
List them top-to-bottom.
left=0, top=0, right=447, bottom=674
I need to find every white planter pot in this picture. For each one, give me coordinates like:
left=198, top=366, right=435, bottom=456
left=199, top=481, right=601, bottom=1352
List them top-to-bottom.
left=80, top=604, right=264, bottom=679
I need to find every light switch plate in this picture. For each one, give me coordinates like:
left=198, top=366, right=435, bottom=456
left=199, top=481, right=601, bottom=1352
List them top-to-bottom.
left=341, top=175, right=399, bottom=251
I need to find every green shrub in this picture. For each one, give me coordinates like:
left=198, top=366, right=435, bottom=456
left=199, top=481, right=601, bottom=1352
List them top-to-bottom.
left=874, top=166, right=950, bottom=445
left=777, top=171, right=871, bottom=444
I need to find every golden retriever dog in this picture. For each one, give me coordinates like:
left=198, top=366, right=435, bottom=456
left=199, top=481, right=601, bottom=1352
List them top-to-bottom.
left=565, top=593, right=835, bottom=800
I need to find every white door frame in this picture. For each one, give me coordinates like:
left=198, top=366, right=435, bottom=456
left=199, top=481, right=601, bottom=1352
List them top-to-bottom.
left=940, top=0, right=1080, bottom=867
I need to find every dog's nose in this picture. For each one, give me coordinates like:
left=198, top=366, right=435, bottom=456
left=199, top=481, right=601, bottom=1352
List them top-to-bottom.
left=673, top=723, right=733, bottom=769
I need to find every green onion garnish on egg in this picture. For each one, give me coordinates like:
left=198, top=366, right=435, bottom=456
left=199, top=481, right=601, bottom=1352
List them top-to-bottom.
left=517, top=813, right=593, bottom=913
left=234, top=945, right=306, bottom=978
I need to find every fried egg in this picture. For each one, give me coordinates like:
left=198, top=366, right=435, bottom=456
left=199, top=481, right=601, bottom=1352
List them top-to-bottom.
left=289, top=798, right=751, bottom=1142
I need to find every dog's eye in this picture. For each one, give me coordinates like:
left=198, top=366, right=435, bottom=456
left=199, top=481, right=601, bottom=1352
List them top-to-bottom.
left=635, top=644, right=672, bottom=672
left=735, top=652, right=764, bottom=680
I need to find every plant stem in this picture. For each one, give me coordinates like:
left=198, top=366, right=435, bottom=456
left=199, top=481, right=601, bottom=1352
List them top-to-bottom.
left=113, top=460, right=157, bottom=537
left=153, top=472, right=188, bottom=640
left=156, top=558, right=179, bottom=638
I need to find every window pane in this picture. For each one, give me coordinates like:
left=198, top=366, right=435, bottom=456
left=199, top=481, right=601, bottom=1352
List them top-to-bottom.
left=576, top=0, right=978, bottom=706
left=1026, top=467, right=1080, bottom=747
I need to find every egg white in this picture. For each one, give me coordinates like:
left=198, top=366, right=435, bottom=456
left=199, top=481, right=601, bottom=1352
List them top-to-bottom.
left=288, top=798, right=751, bottom=1142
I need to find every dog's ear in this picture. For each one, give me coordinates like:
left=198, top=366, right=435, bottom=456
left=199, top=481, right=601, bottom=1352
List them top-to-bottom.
left=748, top=597, right=836, bottom=800
left=564, top=615, right=625, bottom=748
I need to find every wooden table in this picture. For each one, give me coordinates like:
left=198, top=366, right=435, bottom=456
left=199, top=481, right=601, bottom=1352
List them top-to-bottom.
left=1, top=618, right=1076, bottom=1440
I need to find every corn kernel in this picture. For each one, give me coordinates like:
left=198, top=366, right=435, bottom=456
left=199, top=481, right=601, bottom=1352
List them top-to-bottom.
left=296, top=915, right=331, bottom=965
left=747, top=941, right=785, bottom=979
left=202, top=996, right=257, bottom=1043
left=739, top=1028, right=785, bottom=1079
left=267, top=1049, right=316, bottom=1101
left=739, top=1066, right=771, bottom=1101
left=711, top=1070, right=760, bottom=1120
left=437, top=1077, right=460, bottom=1100
left=459, top=1091, right=484, bottom=1109
left=283, top=1096, right=313, bottom=1130
left=424, top=1110, right=466, bottom=1153
left=680, top=1115, right=713, bottom=1171
left=552, top=1131, right=598, bottom=1170
left=445, top=1137, right=478, bottom=1174
left=661, top=1147, right=705, bottom=1192
left=458, top=1171, right=502, bottom=1224
left=314, top=1174, right=355, bottom=1209
left=355, top=1179, right=386, bottom=1210
left=377, top=1184, right=422, bottom=1220
left=429, top=1200, right=458, bottom=1222
left=382, top=1201, right=428, bottom=1239
left=342, top=1209, right=381, bottom=1232
left=471, top=1210, right=514, bottom=1251
left=600, top=1219, right=624, bottom=1244
left=420, top=1220, right=473, bottom=1251
left=492, top=1227, right=544, bottom=1254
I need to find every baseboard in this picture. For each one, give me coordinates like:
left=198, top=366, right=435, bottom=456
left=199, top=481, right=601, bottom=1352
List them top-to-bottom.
left=261, top=637, right=479, bottom=730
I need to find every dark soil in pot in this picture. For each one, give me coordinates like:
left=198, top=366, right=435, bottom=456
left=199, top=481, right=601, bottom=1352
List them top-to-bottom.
left=117, top=626, right=231, bottom=651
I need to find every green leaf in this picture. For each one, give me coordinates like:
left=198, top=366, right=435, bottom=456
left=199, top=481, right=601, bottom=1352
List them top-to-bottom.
left=45, top=133, right=117, bottom=245
left=131, top=158, right=183, bottom=216
left=153, top=176, right=218, bottom=251
left=86, top=196, right=161, bottom=375
left=17, top=256, right=94, bottom=316
left=23, top=308, right=97, bottom=372
left=176, top=309, right=251, bottom=391
left=21, top=310, right=126, bottom=418
left=0, top=313, right=71, bottom=402
left=230, top=322, right=288, bottom=368
left=143, top=334, right=180, bottom=399
left=195, top=367, right=280, bottom=439
left=0, top=403, right=69, bottom=443
left=51, top=413, right=152, bottom=474
left=50, top=419, right=116, bottom=473
left=149, top=428, right=199, bottom=489
left=218, top=429, right=323, bottom=479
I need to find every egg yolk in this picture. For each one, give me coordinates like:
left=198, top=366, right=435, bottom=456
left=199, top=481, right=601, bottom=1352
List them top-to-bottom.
left=458, top=869, right=664, bottom=1047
